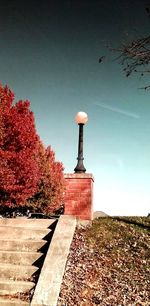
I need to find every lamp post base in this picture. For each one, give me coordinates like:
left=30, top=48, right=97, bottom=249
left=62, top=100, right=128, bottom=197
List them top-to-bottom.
left=74, top=159, right=86, bottom=173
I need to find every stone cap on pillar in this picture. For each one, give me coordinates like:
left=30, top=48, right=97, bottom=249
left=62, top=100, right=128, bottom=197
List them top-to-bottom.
left=64, top=173, right=94, bottom=181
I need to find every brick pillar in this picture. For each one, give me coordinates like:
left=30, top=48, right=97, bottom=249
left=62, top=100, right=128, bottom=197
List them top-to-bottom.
left=64, top=173, right=94, bottom=220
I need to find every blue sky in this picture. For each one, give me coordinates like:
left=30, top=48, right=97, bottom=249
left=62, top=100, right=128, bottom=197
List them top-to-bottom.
left=0, top=0, right=150, bottom=215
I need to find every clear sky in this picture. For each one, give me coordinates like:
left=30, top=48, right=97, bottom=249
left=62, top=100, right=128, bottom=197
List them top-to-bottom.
left=0, top=0, right=150, bottom=216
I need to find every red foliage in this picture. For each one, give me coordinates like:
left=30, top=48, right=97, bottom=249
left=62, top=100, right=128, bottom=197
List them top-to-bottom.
left=0, top=84, right=40, bottom=208
left=0, top=84, right=65, bottom=213
left=28, top=141, right=65, bottom=214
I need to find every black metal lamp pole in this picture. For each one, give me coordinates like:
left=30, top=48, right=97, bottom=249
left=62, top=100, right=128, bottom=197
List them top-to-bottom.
left=74, top=111, right=88, bottom=173
left=74, top=123, right=86, bottom=173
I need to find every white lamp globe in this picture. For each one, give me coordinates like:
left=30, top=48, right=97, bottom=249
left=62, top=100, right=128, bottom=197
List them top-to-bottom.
left=75, top=111, right=88, bottom=124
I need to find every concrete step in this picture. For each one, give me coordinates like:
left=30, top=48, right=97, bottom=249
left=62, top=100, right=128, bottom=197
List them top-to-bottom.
left=31, top=215, right=77, bottom=306
left=0, top=218, right=56, bottom=228
left=0, top=218, right=57, bottom=304
left=0, top=226, right=51, bottom=240
left=0, top=239, right=47, bottom=252
left=0, top=251, right=44, bottom=265
left=0, top=263, right=38, bottom=280
left=0, top=279, right=35, bottom=294
left=0, top=297, right=29, bottom=306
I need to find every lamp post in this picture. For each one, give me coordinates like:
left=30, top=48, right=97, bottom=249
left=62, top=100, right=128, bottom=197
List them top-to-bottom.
left=74, top=111, right=88, bottom=173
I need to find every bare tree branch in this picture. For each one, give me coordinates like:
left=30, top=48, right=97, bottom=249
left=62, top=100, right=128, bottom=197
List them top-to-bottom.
left=111, top=35, right=150, bottom=89
left=138, top=84, right=150, bottom=90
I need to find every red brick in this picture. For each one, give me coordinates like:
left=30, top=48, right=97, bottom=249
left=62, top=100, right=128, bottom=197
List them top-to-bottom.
left=64, top=173, right=94, bottom=220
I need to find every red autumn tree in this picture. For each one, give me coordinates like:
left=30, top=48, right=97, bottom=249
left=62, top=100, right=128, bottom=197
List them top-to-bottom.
left=0, top=84, right=40, bottom=209
left=27, top=141, right=65, bottom=214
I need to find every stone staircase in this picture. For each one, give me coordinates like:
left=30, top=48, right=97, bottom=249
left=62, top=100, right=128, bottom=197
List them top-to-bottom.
left=0, top=218, right=57, bottom=306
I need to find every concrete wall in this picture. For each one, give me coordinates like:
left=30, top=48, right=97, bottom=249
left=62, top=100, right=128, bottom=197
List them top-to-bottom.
left=64, top=173, right=94, bottom=220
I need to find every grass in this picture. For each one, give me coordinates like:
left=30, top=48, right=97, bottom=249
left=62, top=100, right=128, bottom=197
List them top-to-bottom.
left=58, top=216, right=150, bottom=306
left=85, top=216, right=149, bottom=250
